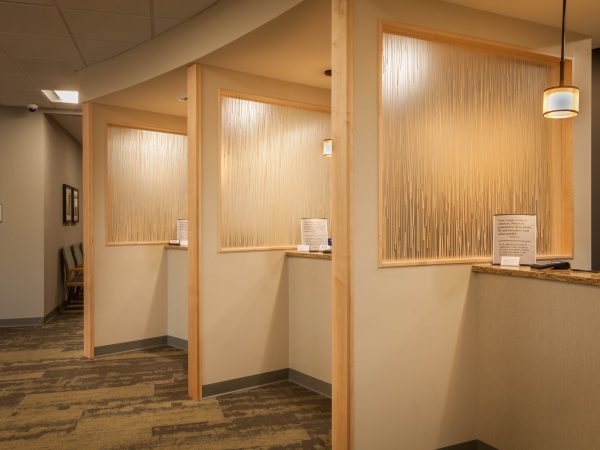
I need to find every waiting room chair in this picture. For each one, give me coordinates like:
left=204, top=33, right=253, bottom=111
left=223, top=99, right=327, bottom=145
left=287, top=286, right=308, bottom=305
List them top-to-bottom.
left=61, top=247, right=83, bottom=308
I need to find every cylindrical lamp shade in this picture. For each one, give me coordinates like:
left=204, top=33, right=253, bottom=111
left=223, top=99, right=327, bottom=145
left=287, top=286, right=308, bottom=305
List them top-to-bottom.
left=543, top=86, right=579, bottom=119
left=323, top=139, right=333, bottom=157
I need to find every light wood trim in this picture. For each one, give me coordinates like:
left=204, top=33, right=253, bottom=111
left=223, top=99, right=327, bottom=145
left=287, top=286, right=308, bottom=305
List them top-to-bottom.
left=332, top=0, right=353, bottom=448
left=377, top=21, right=575, bottom=267
left=381, top=21, right=567, bottom=65
left=560, top=60, right=574, bottom=258
left=187, top=64, right=202, bottom=401
left=219, top=89, right=331, bottom=113
left=83, top=102, right=94, bottom=359
left=105, top=121, right=187, bottom=135
left=104, top=122, right=187, bottom=245
left=105, top=241, right=170, bottom=246
left=219, top=246, right=296, bottom=253
left=380, top=255, right=574, bottom=268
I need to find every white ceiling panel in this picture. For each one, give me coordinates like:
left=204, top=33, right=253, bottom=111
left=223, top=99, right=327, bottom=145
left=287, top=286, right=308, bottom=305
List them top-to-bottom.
left=0, top=0, right=225, bottom=108
left=57, top=0, right=149, bottom=16
left=153, top=0, right=218, bottom=20
left=443, top=0, right=600, bottom=46
left=0, top=3, right=68, bottom=37
left=62, top=9, right=150, bottom=42
left=153, top=17, right=182, bottom=36
left=0, top=33, right=82, bottom=64
left=77, top=39, right=138, bottom=65
left=0, top=55, right=23, bottom=76
left=15, top=56, right=83, bottom=76
left=29, top=74, right=79, bottom=91
left=0, top=87, right=53, bottom=107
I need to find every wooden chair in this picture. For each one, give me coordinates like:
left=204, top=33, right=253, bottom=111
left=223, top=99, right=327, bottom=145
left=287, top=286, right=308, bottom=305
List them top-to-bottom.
left=71, top=243, right=84, bottom=268
left=61, top=247, right=83, bottom=307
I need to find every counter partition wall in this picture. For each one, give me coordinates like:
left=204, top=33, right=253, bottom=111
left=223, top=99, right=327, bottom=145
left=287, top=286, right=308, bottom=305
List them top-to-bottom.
left=378, top=23, right=574, bottom=267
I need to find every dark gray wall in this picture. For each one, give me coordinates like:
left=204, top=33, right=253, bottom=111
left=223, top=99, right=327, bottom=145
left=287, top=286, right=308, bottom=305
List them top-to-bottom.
left=593, top=49, right=600, bottom=270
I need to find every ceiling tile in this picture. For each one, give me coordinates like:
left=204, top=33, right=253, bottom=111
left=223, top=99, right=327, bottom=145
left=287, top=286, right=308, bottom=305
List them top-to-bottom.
left=57, top=0, right=149, bottom=16
left=152, top=0, right=218, bottom=20
left=0, top=3, right=68, bottom=37
left=62, top=9, right=151, bottom=42
left=153, top=17, right=181, bottom=36
left=0, top=33, right=83, bottom=65
left=77, top=39, right=138, bottom=65
left=0, top=55, right=23, bottom=77
left=14, top=57, right=82, bottom=76
left=29, top=74, right=79, bottom=91
left=0, top=87, right=53, bottom=108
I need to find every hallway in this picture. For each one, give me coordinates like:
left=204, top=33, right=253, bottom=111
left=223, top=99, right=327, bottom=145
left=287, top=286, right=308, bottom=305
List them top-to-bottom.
left=0, top=314, right=331, bottom=449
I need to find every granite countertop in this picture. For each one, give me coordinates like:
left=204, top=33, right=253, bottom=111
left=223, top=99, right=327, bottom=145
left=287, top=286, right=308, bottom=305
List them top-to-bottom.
left=164, top=245, right=188, bottom=251
left=285, top=251, right=332, bottom=261
left=472, top=263, right=600, bottom=288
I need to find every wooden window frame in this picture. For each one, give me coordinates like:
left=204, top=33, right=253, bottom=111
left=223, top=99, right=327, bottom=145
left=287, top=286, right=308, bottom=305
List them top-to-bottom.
left=377, top=21, right=574, bottom=268
left=217, top=89, right=331, bottom=253
left=104, top=122, right=188, bottom=246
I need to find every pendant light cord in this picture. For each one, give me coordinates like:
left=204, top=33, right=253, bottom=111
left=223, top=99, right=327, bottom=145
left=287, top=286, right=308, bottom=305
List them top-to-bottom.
left=560, top=0, right=566, bottom=85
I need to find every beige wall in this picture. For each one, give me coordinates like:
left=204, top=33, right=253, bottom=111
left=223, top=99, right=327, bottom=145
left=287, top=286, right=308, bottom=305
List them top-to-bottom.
left=351, top=0, right=592, bottom=448
left=200, top=66, right=330, bottom=384
left=91, top=104, right=186, bottom=347
left=0, top=107, right=46, bottom=320
left=0, top=107, right=82, bottom=321
left=44, top=118, right=83, bottom=315
left=167, top=249, right=188, bottom=341
left=288, top=257, right=332, bottom=383
left=475, top=274, right=600, bottom=450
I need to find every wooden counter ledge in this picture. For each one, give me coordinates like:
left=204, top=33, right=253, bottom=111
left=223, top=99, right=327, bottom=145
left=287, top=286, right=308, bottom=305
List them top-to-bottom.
left=285, top=251, right=332, bottom=261
left=472, top=263, right=600, bottom=288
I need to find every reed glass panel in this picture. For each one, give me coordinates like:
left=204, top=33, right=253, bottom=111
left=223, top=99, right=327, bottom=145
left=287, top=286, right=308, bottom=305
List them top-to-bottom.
left=380, top=32, right=565, bottom=265
left=220, top=94, right=331, bottom=250
left=106, top=126, right=187, bottom=244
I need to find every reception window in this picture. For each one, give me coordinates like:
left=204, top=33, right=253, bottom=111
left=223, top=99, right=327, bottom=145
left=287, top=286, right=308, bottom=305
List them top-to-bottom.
left=379, top=24, right=573, bottom=266
left=219, top=91, right=331, bottom=251
left=106, top=125, right=187, bottom=244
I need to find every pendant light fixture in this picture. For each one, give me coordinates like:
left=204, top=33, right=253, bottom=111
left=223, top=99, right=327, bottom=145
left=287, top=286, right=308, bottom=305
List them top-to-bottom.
left=543, top=0, right=579, bottom=119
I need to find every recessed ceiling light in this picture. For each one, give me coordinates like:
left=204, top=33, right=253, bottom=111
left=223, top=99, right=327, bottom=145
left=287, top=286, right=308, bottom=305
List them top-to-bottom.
left=41, top=89, right=79, bottom=104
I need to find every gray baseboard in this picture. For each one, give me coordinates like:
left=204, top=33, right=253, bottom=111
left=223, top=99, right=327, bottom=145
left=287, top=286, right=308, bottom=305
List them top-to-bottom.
left=43, top=305, right=60, bottom=324
left=0, top=317, right=44, bottom=327
left=95, top=335, right=188, bottom=357
left=167, top=335, right=188, bottom=350
left=95, top=336, right=168, bottom=356
left=202, top=368, right=290, bottom=398
left=289, top=369, right=331, bottom=397
left=438, top=440, right=497, bottom=450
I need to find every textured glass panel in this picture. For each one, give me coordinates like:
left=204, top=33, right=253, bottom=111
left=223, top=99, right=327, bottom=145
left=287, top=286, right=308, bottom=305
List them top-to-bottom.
left=380, top=32, right=564, bottom=264
left=220, top=95, right=331, bottom=250
left=107, top=126, right=187, bottom=244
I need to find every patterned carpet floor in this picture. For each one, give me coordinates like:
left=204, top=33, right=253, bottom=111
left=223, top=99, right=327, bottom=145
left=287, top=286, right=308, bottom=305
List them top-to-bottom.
left=0, top=313, right=331, bottom=449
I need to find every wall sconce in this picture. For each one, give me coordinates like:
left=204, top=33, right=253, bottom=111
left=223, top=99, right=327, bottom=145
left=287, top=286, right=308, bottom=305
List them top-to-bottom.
left=323, top=139, right=333, bottom=157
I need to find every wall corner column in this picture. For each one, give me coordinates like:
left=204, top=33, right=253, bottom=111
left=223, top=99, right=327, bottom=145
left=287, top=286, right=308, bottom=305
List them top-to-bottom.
left=332, top=0, right=354, bottom=448
left=187, top=64, right=202, bottom=400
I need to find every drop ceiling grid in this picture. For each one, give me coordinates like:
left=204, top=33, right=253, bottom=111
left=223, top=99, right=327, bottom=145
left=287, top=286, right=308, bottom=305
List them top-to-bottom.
left=0, top=0, right=220, bottom=107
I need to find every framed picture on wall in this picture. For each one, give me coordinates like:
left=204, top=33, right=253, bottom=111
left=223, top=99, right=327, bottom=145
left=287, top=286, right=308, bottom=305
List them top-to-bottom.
left=63, top=184, right=72, bottom=224
left=72, top=188, right=79, bottom=224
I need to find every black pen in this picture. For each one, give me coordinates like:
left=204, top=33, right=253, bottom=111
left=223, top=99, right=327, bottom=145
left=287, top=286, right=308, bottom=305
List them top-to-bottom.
left=571, top=268, right=600, bottom=273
